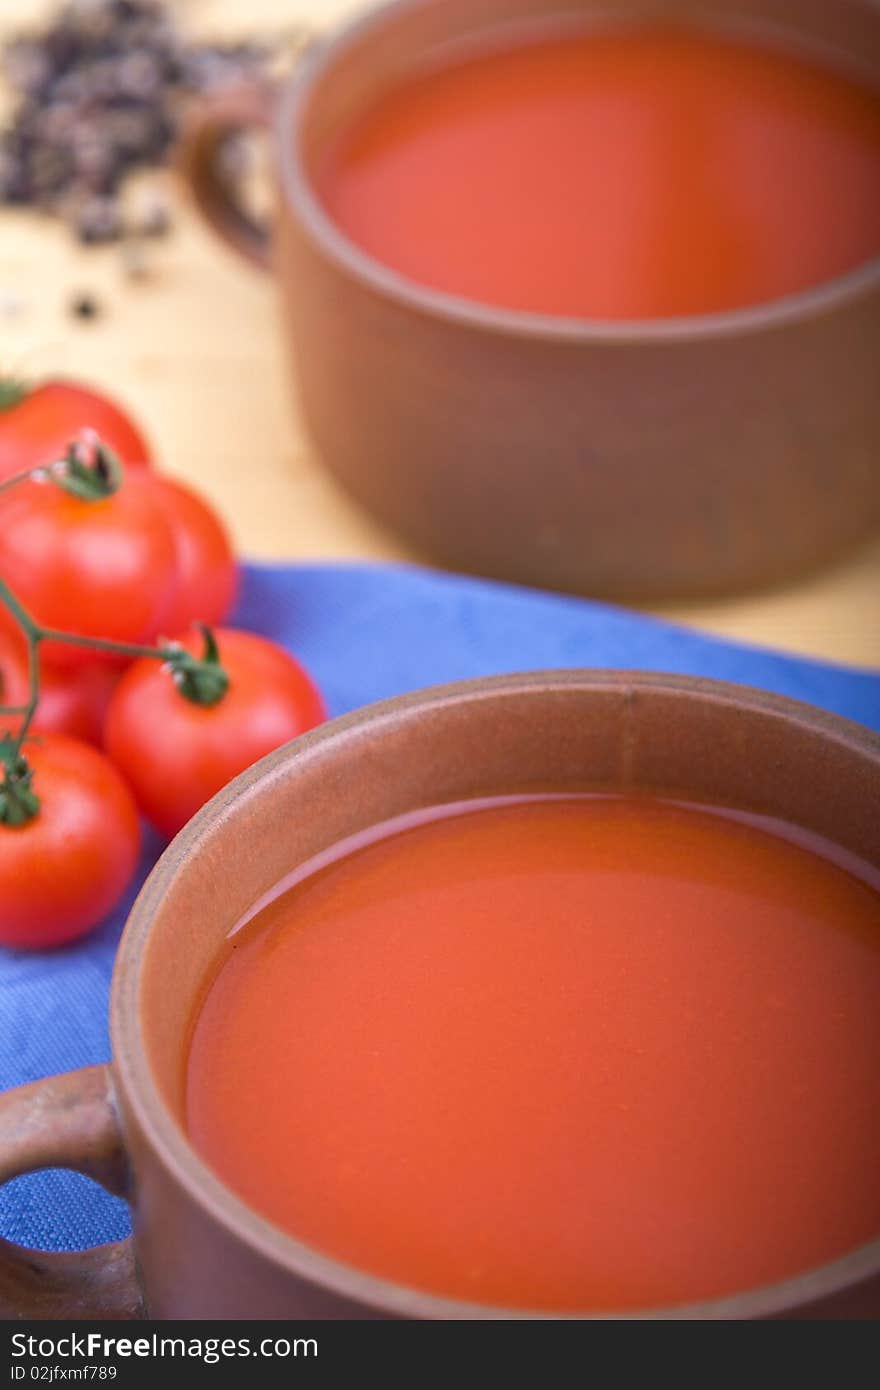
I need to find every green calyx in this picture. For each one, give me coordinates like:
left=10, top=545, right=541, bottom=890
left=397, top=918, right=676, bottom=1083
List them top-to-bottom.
left=0, top=378, right=28, bottom=412
left=52, top=437, right=123, bottom=501
left=168, top=626, right=229, bottom=708
left=0, top=736, right=40, bottom=827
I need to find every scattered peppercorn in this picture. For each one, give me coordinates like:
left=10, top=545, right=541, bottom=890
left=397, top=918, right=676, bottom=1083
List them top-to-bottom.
left=0, top=1, right=302, bottom=246
left=70, top=291, right=101, bottom=320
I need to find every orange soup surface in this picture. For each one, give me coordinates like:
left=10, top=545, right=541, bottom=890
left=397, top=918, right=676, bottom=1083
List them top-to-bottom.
left=314, top=24, right=880, bottom=318
left=186, top=796, right=880, bottom=1311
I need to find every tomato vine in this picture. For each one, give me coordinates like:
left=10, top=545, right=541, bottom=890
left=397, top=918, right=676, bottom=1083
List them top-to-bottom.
left=0, top=434, right=229, bottom=826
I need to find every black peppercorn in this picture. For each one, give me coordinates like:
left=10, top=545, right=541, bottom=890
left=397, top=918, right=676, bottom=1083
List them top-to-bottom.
left=0, top=0, right=286, bottom=245
left=70, top=291, right=102, bottom=320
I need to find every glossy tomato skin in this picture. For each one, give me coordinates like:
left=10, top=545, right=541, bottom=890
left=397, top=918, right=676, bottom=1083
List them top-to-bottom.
left=0, top=380, right=152, bottom=481
left=0, top=471, right=177, bottom=667
left=148, top=476, right=239, bottom=634
left=105, top=627, right=327, bottom=838
left=0, top=633, right=121, bottom=745
left=0, top=734, right=141, bottom=949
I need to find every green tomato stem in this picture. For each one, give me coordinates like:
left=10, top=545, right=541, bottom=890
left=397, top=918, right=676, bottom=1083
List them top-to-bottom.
left=0, top=378, right=28, bottom=412
left=0, top=465, right=50, bottom=497
left=0, top=576, right=38, bottom=638
left=0, top=579, right=41, bottom=770
left=37, top=627, right=179, bottom=663
left=15, top=639, right=40, bottom=764
left=0, top=741, right=40, bottom=826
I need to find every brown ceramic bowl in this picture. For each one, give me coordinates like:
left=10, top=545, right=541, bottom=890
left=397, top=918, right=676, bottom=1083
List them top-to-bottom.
left=179, top=0, right=880, bottom=600
left=0, top=671, right=878, bottom=1320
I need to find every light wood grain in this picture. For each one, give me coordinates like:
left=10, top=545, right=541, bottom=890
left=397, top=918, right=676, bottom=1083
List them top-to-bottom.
left=1, top=0, right=878, bottom=668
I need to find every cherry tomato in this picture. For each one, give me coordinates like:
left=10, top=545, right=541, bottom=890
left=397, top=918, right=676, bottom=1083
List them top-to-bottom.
left=0, top=379, right=152, bottom=482
left=0, top=470, right=177, bottom=667
left=148, top=476, right=239, bottom=634
left=104, top=627, right=327, bottom=838
left=0, top=633, right=121, bottom=746
left=0, top=734, right=141, bottom=949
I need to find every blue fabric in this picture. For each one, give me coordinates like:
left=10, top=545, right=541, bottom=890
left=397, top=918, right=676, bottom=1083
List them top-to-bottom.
left=1, top=560, right=878, bottom=1253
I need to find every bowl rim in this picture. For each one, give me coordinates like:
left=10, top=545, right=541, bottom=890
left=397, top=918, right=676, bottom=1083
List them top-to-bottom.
left=275, top=0, right=880, bottom=346
left=110, top=669, right=880, bottom=1320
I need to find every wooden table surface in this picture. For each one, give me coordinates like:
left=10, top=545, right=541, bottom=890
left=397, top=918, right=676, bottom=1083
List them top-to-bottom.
left=1, top=0, right=878, bottom=669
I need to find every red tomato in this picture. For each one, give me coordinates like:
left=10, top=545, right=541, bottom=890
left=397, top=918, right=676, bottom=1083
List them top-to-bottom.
left=0, top=380, right=152, bottom=482
left=0, top=470, right=177, bottom=667
left=148, top=476, right=239, bottom=634
left=104, top=627, right=326, bottom=838
left=0, top=633, right=121, bottom=746
left=0, top=734, right=141, bottom=949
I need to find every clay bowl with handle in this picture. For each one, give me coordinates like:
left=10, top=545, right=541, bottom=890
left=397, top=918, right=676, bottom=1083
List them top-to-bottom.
left=178, top=0, right=880, bottom=599
left=0, top=671, right=878, bottom=1319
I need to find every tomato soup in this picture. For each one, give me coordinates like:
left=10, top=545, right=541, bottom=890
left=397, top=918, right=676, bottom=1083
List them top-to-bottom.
left=314, top=24, right=880, bottom=319
left=185, top=795, right=880, bottom=1312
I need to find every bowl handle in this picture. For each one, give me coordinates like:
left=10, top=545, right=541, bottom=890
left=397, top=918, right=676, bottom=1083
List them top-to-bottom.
left=176, top=82, right=275, bottom=271
left=0, top=1065, right=142, bottom=1319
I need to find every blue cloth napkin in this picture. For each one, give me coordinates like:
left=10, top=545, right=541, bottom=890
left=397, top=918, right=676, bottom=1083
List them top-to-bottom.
left=2, top=560, right=878, bottom=1254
